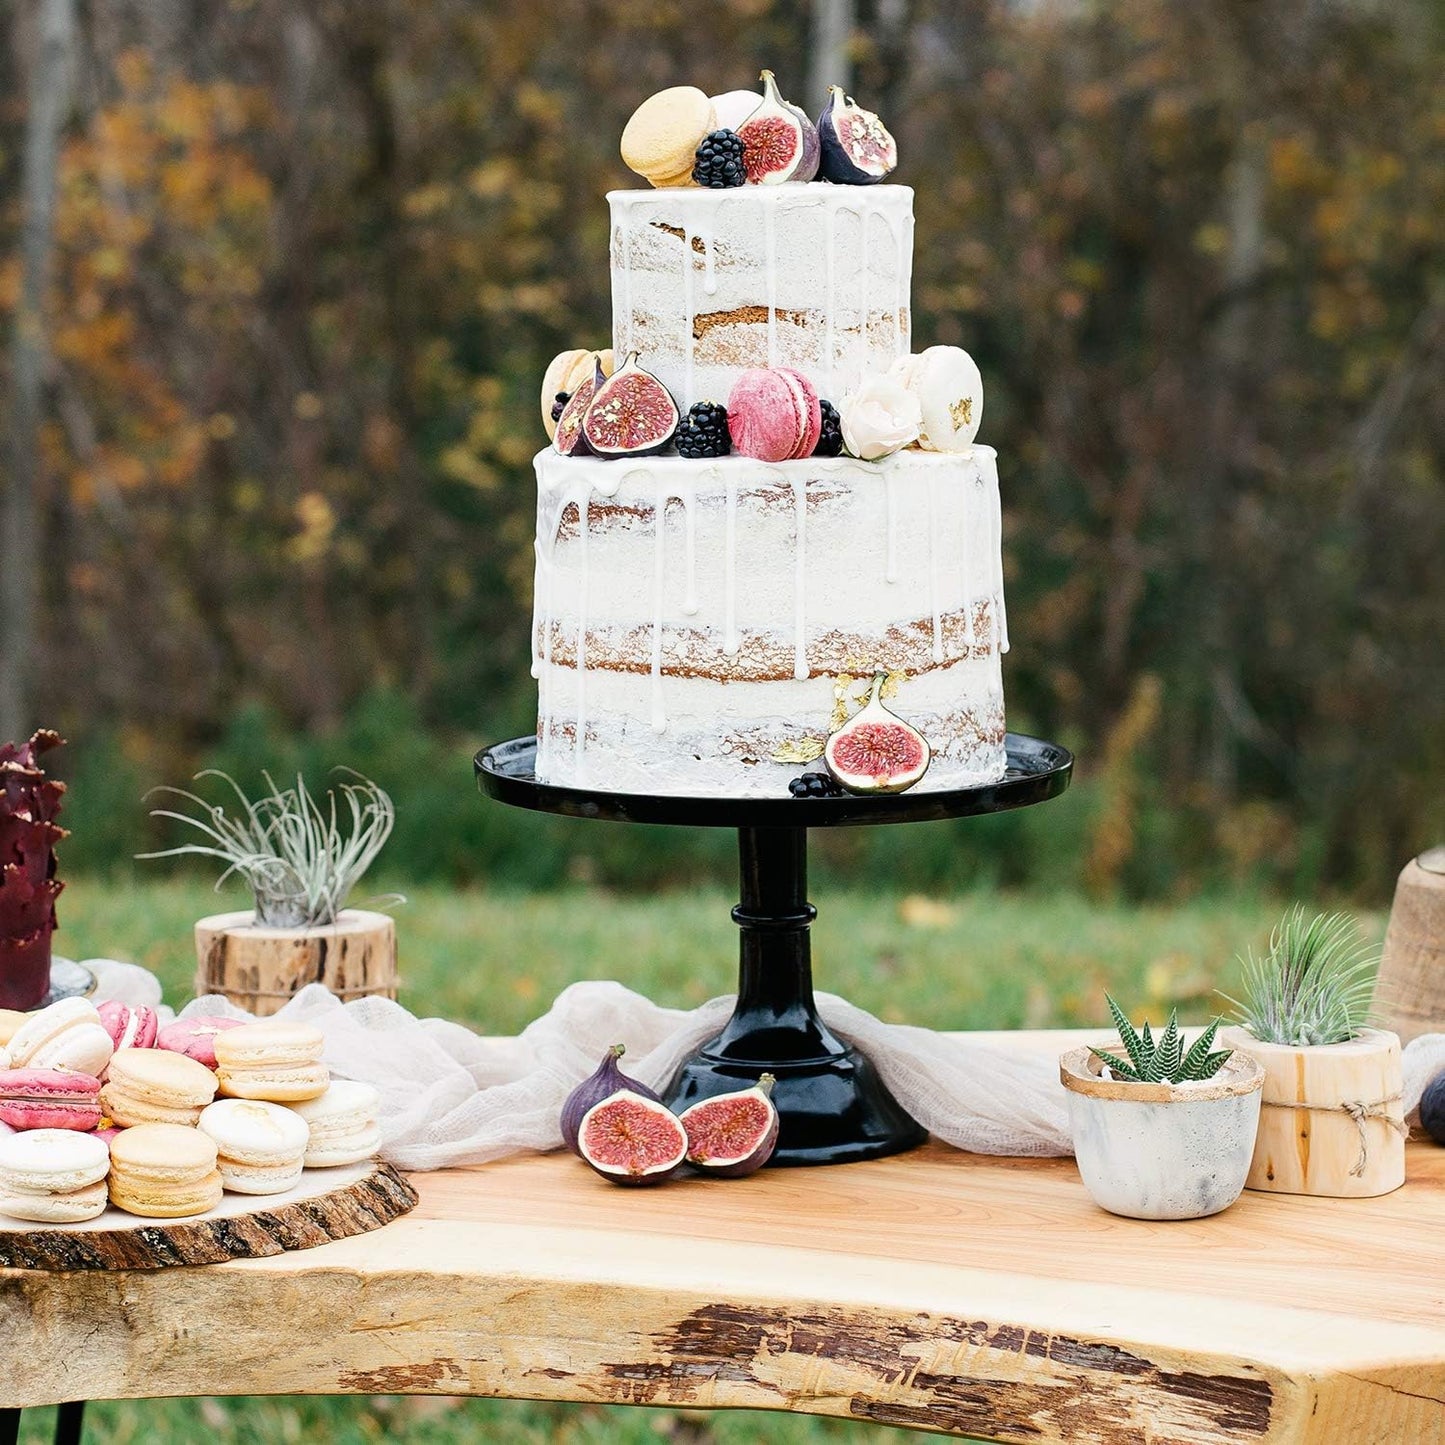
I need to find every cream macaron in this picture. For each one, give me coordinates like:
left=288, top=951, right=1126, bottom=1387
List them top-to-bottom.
left=620, top=86, right=716, bottom=188
left=4, top=998, right=114, bottom=1077
left=0, top=1010, right=29, bottom=1049
left=215, top=1021, right=328, bottom=1102
left=100, top=1047, right=218, bottom=1127
left=287, top=1081, right=382, bottom=1167
left=198, top=1098, right=310, bottom=1194
left=107, top=1123, right=222, bottom=1218
left=0, top=1128, right=110, bottom=1223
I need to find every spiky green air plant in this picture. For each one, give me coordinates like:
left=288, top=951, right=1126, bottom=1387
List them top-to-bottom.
left=140, top=770, right=399, bottom=928
left=1226, top=905, right=1377, bottom=1047
left=1090, top=994, right=1233, bottom=1084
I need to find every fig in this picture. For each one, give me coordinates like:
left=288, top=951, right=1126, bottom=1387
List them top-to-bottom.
left=737, top=70, right=820, bottom=186
left=817, top=86, right=897, bottom=185
left=542, top=347, right=612, bottom=440
left=581, top=351, right=680, bottom=459
left=552, top=356, right=603, bottom=456
left=824, top=672, right=931, bottom=794
left=559, top=1043, right=663, bottom=1155
left=1423, top=1071, right=1445, bottom=1146
left=679, top=1074, right=779, bottom=1177
left=576, top=1089, right=688, bottom=1186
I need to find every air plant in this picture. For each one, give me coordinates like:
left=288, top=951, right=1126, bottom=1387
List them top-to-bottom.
left=140, top=770, right=399, bottom=929
left=1226, top=905, right=1377, bottom=1048
left=1091, top=995, right=1232, bottom=1084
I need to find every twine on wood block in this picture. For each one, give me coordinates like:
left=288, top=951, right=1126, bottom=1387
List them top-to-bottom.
left=197, top=975, right=391, bottom=1002
left=1265, top=1096, right=1408, bottom=1177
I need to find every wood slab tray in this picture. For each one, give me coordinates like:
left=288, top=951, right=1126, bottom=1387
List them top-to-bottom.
left=0, top=1159, right=416, bottom=1271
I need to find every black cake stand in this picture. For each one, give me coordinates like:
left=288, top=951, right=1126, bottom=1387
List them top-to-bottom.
left=475, top=734, right=1072, bottom=1166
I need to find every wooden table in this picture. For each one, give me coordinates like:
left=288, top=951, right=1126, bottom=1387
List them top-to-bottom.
left=3, top=1030, right=1444, bottom=1443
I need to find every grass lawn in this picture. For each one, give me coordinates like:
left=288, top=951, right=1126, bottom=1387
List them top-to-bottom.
left=18, top=878, right=1322, bottom=1444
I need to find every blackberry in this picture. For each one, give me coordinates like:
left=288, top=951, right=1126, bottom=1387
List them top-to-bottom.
left=692, top=129, right=747, bottom=189
left=550, top=391, right=570, bottom=423
left=814, top=399, right=843, bottom=456
left=676, top=401, right=731, bottom=459
left=788, top=769, right=845, bottom=799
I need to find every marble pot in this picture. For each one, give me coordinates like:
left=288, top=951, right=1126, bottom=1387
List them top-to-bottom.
left=1219, top=1027, right=1405, bottom=1199
left=1060, top=1046, right=1264, bottom=1221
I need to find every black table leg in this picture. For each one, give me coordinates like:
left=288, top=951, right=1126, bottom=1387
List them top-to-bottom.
left=665, top=825, right=927, bottom=1165
left=53, top=1401, right=85, bottom=1445
left=0, top=1408, right=18, bottom=1445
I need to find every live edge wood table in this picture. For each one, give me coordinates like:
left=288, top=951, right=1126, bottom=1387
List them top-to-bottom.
left=2, top=1030, right=1444, bottom=1445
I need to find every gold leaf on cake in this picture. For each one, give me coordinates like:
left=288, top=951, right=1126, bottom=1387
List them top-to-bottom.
left=770, top=736, right=826, bottom=764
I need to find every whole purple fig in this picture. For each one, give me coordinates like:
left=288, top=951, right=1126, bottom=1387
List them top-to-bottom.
left=560, top=1044, right=663, bottom=1155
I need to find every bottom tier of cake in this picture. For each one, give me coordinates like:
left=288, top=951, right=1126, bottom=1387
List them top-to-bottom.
left=531, top=445, right=1008, bottom=797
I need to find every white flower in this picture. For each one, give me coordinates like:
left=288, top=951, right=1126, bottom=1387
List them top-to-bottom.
left=889, top=346, right=983, bottom=452
left=839, top=374, right=922, bottom=461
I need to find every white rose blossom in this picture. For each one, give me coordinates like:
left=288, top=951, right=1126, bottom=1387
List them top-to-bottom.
left=839, top=374, right=922, bottom=461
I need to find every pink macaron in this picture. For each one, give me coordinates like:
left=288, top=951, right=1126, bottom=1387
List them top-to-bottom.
left=727, top=367, right=822, bottom=462
left=98, top=1001, right=159, bottom=1054
left=158, top=1015, right=244, bottom=1070
left=0, top=1068, right=104, bottom=1132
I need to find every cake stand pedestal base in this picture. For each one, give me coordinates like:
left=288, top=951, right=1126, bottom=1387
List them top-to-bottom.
left=664, top=826, right=925, bottom=1166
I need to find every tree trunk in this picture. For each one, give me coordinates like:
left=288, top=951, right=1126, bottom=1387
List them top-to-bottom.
left=1, top=0, right=76, bottom=743
left=808, top=0, right=856, bottom=113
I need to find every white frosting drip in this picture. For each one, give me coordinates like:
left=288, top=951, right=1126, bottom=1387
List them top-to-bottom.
left=608, top=184, right=913, bottom=410
left=532, top=446, right=1006, bottom=796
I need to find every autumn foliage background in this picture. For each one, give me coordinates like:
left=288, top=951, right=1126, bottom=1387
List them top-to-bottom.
left=3, top=0, right=1442, bottom=900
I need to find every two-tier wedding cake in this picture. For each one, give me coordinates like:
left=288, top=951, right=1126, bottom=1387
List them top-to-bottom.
left=530, top=78, right=1007, bottom=798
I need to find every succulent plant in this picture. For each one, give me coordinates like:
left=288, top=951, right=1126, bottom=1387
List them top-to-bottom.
left=0, top=730, right=68, bottom=1010
left=141, top=769, right=397, bottom=929
left=1227, top=905, right=1377, bottom=1047
left=1090, top=995, right=1232, bottom=1084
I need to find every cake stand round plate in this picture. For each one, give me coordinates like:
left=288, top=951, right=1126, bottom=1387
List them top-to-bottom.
left=476, top=732, right=1071, bottom=826
left=475, top=733, right=1073, bottom=1166
left=0, top=1159, right=416, bottom=1271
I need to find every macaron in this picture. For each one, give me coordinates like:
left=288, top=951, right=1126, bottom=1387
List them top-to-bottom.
left=621, top=86, right=716, bottom=188
left=890, top=346, right=983, bottom=452
left=727, top=367, right=822, bottom=462
left=5, top=998, right=114, bottom=1077
left=98, top=1001, right=159, bottom=1054
left=0, top=1010, right=29, bottom=1047
left=157, top=1015, right=244, bottom=1070
left=215, top=1021, right=329, bottom=1102
left=100, top=1048, right=218, bottom=1127
left=0, top=1068, right=103, bottom=1131
left=287, top=1081, right=382, bottom=1168
left=199, top=1098, right=310, bottom=1194
left=107, top=1123, right=222, bottom=1219
left=0, top=1129, right=110, bottom=1222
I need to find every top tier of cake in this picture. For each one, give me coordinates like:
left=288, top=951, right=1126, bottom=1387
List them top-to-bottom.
left=609, top=182, right=914, bottom=413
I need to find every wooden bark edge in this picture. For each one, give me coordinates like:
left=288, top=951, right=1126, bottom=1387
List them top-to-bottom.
left=0, top=1161, right=416, bottom=1271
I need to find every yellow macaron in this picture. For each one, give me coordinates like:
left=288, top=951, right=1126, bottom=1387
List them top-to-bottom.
left=620, top=86, right=715, bottom=188
left=0, top=1010, right=29, bottom=1048
left=215, top=1020, right=329, bottom=1102
left=100, top=1047, right=218, bottom=1127
left=107, top=1123, right=223, bottom=1218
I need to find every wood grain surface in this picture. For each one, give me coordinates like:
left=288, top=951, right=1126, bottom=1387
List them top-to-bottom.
left=1, top=1029, right=1442, bottom=1443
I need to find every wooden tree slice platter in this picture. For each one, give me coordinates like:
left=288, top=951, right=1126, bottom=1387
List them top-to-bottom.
left=0, top=1159, right=416, bottom=1271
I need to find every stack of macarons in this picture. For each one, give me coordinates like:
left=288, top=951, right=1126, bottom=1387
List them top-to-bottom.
left=620, top=86, right=717, bottom=189
left=0, top=997, right=385, bottom=1226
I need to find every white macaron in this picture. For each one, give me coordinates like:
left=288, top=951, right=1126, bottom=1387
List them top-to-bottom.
left=5, top=998, right=114, bottom=1077
left=287, top=1081, right=381, bottom=1167
left=198, top=1098, right=310, bottom=1194
left=0, top=1128, right=110, bottom=1222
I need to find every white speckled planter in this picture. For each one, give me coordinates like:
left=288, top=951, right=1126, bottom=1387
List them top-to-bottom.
left=1060, top=1046, right=1264, bottom=1221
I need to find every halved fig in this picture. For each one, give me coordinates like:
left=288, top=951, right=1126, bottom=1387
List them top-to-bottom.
left=737, top=70, right=819, bottom=185
left=817, top=87, right=897, bottom=185
left=543, top=348, right=614, bottom=439
left=581, top=352, right=679, bottom=459
left=552, top=356, right=602, bottom=456
left=824, top=672, right=931, bottom=794
left=560, top=1044, right=663, bottom=1155
left=679, top=1074, right=779, bottom=1177
left=577, top=1089, right=688, bottom=1186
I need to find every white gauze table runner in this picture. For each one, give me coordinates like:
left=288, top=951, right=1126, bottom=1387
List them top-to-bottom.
left=81, top=960, right=1445, bottom=1171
